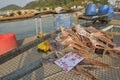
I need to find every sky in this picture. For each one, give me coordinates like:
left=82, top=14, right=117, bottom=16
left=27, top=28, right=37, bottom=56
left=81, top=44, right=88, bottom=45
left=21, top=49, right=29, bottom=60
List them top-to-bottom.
left=0, top=0, right=116, bottom=9
left=0, top=0, right=33, bottom=8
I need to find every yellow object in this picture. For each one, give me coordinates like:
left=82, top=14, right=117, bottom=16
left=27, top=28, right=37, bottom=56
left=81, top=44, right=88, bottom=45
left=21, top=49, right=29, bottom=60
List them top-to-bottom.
left=37, top=32, right=50, bottom=52
left=37, top=32, right=44, bottom=38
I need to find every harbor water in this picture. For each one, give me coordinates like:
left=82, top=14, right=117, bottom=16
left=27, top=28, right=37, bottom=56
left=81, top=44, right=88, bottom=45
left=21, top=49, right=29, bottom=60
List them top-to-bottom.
left=0, top=13, right=120, bottom=40
left=0, top=14, right=81, bottom=40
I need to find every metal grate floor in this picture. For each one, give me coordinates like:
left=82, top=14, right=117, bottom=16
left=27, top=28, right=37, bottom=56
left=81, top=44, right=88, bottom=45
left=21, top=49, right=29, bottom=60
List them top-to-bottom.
left=1, top=34, right=120, bottom=80
left=0, top=46, right=120, bottom=80
left=19, top=53, right=120, bottom=80
left=43, top=54, right=120, bottom=80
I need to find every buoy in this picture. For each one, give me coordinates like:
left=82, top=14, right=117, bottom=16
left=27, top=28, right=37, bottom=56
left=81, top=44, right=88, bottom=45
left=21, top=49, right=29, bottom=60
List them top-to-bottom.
left=85, top=4, right=96, bottom=16
left=98, top=4, right=109, bottom=14
left=98, top=4, right=114, bottom=19
left=108, top=5, right=114, bottom=19
left=0, top=32, right=17, bottom=55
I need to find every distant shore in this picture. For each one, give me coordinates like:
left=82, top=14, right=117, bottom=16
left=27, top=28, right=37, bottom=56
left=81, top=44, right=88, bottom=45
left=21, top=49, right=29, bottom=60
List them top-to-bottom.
left=0, top=8, right=83, bottom=23
left=0, top=8, right=120, bottom=25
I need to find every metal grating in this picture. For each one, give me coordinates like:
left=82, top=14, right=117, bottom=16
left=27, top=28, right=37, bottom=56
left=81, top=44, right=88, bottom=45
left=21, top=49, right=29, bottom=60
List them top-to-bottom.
left=1, top=26, right=120, bottom=80
left=1, top=46, right=120, bottom=80
left=0, top=47, right=43, bottom=78
left=17, top=54, right=120, bottom=80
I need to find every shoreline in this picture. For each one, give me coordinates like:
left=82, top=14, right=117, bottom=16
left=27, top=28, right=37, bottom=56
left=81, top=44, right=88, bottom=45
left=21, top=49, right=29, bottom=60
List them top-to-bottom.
left=0, top=8, right=82, bottom=23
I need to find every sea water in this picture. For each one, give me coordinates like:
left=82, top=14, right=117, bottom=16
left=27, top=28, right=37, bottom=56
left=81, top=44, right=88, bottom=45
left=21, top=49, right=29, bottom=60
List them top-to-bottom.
left=0, top=13, right=120, bottom=40
left=0, top=14, right=79, bottom=40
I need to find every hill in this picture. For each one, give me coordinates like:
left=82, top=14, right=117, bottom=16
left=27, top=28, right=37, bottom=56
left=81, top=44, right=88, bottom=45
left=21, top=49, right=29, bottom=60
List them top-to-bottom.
left=23, top=0, right=109, bottom=9
left=23, top=0, right=82, bottom=9
left=0, top=4, right=22, bottom=11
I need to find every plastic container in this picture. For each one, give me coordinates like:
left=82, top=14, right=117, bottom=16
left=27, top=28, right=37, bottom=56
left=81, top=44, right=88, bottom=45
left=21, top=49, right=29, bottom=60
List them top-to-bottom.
left=85, top=4, right=96, bottom=16
left=98, top=4, right=109, bottom=14
left=108, top=6, right=114, bottom=18
left=37, top=32, right=50, bottom=52
left=0, top=33, right=17, bottom=55
left=37, top=40, right=50, bottom=52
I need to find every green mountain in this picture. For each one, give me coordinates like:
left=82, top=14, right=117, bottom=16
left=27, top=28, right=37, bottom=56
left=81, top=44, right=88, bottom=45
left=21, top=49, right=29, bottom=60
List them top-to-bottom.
left=0, top=0, right=109, bottom=11
left=23, top=0, right=109, bottom=9
left=23, top=0, right=83, bottom=9
left=24, top=1, right=41, bottom=9
left=0, top=4, right=22, bottom=11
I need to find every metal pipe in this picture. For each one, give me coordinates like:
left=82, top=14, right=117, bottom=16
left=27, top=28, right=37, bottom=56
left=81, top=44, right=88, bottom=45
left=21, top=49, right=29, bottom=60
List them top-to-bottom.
left=35, top=18, right=38, bottom=35
left=39, top=18, right=42, bottom=32
left=0, top=30, right=60, bottom=65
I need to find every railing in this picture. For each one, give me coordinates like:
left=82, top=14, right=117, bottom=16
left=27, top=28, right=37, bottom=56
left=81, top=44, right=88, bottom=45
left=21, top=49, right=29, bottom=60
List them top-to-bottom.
left=0, top=30, right=60, bottom=65
left=0, top=30, right=60, bottom=80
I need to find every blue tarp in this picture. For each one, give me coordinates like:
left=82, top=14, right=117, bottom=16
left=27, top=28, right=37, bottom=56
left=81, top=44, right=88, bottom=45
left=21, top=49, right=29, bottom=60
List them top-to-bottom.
left=54, top=14, right=71, bottom=30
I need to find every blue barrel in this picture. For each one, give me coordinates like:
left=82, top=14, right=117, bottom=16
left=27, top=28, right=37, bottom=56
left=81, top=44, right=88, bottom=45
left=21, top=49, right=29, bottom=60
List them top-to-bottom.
left=85, top=4, right=96, bottom=16
left=98, top=4, right=109, bottom=14
left=108, top=6, right=114, bottom=18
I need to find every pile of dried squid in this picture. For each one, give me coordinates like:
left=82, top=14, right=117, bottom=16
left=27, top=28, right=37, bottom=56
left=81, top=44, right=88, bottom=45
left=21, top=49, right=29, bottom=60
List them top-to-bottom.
left=43, top=24, right=120, bottom=80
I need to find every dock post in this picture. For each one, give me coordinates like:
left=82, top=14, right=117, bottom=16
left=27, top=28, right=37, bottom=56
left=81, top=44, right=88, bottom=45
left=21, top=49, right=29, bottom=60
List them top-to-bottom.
left=35, top=18, right=38, bottom=36
left=39, top=18, right=42, bottom=32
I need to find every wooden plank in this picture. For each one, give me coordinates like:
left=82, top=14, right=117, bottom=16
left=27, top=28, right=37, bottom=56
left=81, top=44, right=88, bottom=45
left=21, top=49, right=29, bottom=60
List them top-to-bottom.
left=0, top=11, right=54, bottom=23
left=0, top=14, right=34, bottom=24
left=78, top=14, right=108, bottom=21
left=109, top=19, right=120, bottom=25
left=101, top=25, right=114, bottom=31
left=0, top=30, right=60, bottom=65
left=105, top=32, right=120, bottom=36
left=0, top=59, right=42, bottom=80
